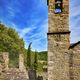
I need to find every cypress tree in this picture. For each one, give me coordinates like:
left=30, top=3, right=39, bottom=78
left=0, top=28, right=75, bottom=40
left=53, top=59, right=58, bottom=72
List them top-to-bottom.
left=27, top=42, right=32, bottom=69
left=34, top=51, right=38, bottom=71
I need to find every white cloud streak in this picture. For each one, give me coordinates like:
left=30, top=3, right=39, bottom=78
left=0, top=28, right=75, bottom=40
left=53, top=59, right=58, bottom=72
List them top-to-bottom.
left=70, top=0, right=80, bottom=43
left=24, top=19, right=48, bottom=51
left=19, top=27, right=36, bottom=38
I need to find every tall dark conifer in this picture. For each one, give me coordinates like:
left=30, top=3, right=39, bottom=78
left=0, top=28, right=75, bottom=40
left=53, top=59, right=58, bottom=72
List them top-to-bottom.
left=27, top=42, right=32, bottom=69
left=34, top=51, right=38, bottom=70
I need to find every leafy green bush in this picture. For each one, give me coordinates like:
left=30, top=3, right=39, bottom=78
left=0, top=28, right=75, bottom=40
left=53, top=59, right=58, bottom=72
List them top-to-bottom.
left=0, top=23, right=25, bottom=67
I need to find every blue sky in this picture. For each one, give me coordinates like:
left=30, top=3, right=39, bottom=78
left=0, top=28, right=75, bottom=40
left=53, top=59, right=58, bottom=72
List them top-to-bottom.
left=0, top=0, right=80, bottom=51
left=70, top=0, right=80, bottom=43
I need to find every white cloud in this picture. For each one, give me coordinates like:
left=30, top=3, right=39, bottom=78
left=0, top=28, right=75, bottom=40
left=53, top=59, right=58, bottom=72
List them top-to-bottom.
left=39, top=0, right=47, bottom=7
left=70, top=0, right=80, bottom=43
left=7, top=6, right=15, bottom=17
left=24, top=19, right=48, bottom=51
left=28, top=19, right=48, bottom=39
left=19, top=27, right=36, bottom=38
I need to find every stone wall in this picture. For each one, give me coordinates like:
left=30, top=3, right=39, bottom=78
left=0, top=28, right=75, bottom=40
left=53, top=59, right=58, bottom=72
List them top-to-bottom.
left=48, top=0, right=70, bottom=80
left=48, top=0, right=69, bottom=33
left=48, top=0, right=80, bottom=79
left=48, top=33, right=70, bottom=80
left=48, top=38, right=70, bottom=80
left=69, top=44, right=80, bottom=80
left=0, top=52, right=28, bottom=80
left=0, top=52, right=45, bottom=80
left=3, top=52, right=9, bottom=70
left=0, top=53, right=4, bottom=77
left=19, top=54, right=26, bottom=71
left=2, top=68, right=28, bottom=80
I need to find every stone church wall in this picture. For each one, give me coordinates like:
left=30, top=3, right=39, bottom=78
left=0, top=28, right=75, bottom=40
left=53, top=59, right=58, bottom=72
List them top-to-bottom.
left=48, top=37, right=70, bottom=80
left=69, top=44, right=80, bottom=80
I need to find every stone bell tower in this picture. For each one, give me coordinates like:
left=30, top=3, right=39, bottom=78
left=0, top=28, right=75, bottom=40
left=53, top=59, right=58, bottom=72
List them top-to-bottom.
left=48, top=0, right=70, bottom=80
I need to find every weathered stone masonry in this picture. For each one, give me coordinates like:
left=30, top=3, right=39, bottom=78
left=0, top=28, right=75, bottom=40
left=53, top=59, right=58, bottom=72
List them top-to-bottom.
left=48, top=0, right=80, bottom=80
left=0, top=52, right=28, bottom=80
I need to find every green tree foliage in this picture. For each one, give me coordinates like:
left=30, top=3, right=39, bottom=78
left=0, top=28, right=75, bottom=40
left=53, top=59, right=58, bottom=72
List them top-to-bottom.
left=0, top=23, right=25, bottom=67
left=0, top=23, right=48, bottom=71
left=27, top=42, right=32, bottom=69
left=34, top=51, right=38, bottom=70
left=37, top=51, right=47, bottom=72
left=38, top=51, right=47, bottom=61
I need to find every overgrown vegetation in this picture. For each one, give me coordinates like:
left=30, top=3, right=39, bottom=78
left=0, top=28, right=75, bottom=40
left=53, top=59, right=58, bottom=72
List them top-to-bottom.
left=0, top=23, right=47, bottom=72
left=0, top=23, right=25, bottom=67
left=26, top=50, right=47, bottom=72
